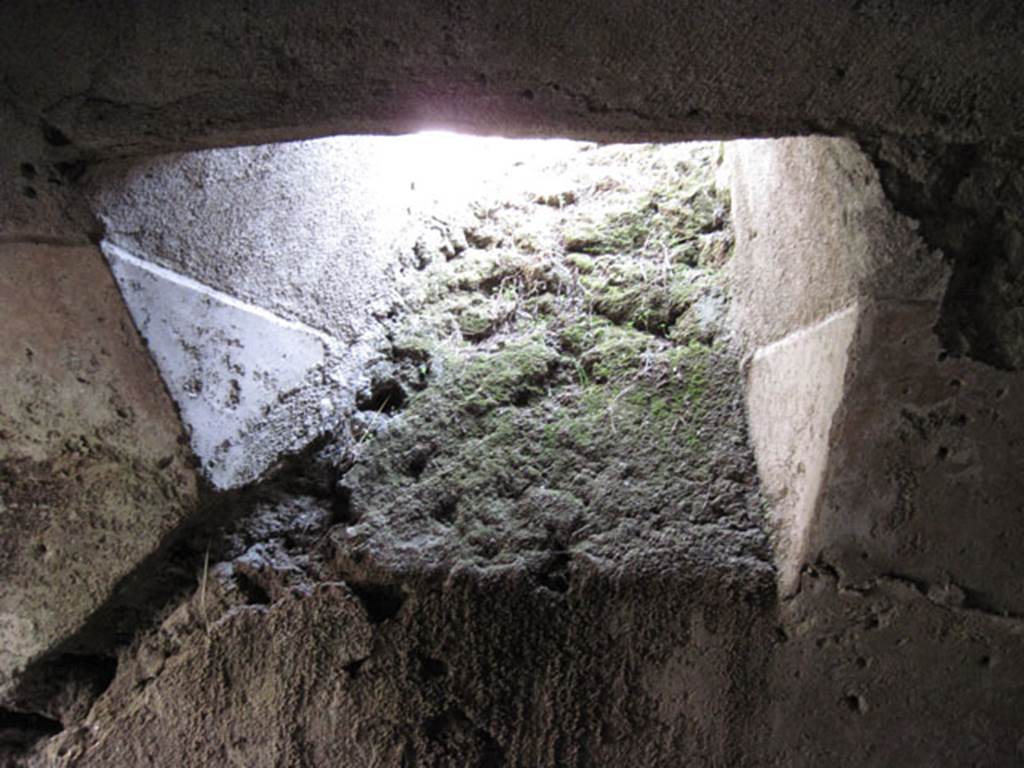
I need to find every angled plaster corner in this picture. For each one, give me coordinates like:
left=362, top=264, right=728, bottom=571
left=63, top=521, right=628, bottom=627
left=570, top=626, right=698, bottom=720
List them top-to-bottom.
left=104, top=242, right=350, bottom=490
left=746, top=306, right=861, bottom=594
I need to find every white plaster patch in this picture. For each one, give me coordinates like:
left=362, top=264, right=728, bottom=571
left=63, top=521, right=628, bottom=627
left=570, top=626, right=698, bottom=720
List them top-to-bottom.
left=104, top=242, right=351, bottom=489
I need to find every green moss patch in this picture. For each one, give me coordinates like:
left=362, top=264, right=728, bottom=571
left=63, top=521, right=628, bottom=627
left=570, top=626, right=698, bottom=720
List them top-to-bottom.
left=333, top=141, right=767, bottom=572
left=450, top=337, right=561, bottom=415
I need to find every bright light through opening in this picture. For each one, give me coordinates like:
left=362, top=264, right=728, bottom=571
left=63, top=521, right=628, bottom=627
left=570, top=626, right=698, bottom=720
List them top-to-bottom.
left=382, top=130, right=588, bottom=209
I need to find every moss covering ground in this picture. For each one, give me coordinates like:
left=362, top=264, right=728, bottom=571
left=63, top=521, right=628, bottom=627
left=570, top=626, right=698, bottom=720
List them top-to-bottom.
left=331, top=142, right=768, bottom=575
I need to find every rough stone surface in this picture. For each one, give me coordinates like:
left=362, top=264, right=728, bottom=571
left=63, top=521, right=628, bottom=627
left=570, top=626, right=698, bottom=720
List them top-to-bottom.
left=3, top=1, right=1024, bottom=159
left=103, top=243, right=372, bottom=490
left=0, top=244, right=197, bottom=702
left=36, top=554, right=774, bottom=768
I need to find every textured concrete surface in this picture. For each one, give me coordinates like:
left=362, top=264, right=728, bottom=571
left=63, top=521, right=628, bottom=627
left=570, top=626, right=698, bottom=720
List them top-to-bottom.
left=3, top=1, right=1024, bottom=159
left=0, top=114, right=97, bottom=245
left=90, top=134, right=597, bottom=339
left=90, top=136, right=438, bottom=489
left=734, top=136, right=1024, bottom=764
left=90, top=137, right=412, bottom=339
left=728, top=137, right=947, bottom=351
left=734, top=137, right=1024, bottom=612
left=870, top=137, right=1024, bottom=370
left=104, top=243, right=371, bottom=490
left=0, top=244, right=197, bottom=700
left=813, top=300, right=1024, bottom=614
left=760, top=302, right=1024, bottom=765
left=35, top=551, right=774, bottom=767
left=769, top=559, right=1024, bottom=766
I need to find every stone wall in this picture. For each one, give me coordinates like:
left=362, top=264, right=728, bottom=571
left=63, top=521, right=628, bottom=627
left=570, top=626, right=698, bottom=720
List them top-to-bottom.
left=733, top=137, right=1024, bottom=765
left=0, top=244, right=197, bottom=726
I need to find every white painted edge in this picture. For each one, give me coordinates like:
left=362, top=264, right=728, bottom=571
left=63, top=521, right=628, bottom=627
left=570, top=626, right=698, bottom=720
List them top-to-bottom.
left=101, top=240, right=339, bottom=349
left=751, top=304, right=861, bottom=363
